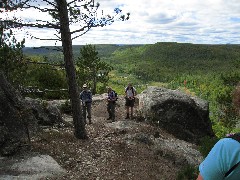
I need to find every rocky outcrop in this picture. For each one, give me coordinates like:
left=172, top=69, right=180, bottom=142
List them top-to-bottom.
left=0, top=72, right=38, bottom=156
left=0, top=72, right=65, bottom=156
left=138, top=86, right=214, bottom=144
left=24, top=97, right=64, bottom=126
left=106, top=120, right=203, bottom=167
left=0, top=154, right=66, bottom=179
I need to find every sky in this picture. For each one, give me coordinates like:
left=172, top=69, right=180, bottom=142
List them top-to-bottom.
left=1, top=0, right=240, bottom=47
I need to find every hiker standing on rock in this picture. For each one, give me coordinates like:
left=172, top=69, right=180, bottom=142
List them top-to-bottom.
left=125, top=83, right=137, bottom=119
left=80, top=84, right=92, bottom=124
left=106, top=86, right=117, bottom=122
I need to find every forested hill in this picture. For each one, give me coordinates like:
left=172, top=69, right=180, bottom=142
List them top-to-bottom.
left=23, top=42, right=240, bottom=82
left=23, top=42, right=240, bottom=61
left=105, top=42, right=240, bottom=82
left=143, top=42, right=240, bottom=61
left=23, top=44, right=142, bottom=58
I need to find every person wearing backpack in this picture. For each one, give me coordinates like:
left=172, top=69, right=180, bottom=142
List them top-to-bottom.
left=125, top=83, right=137, bottom=119
left=80, top=84, right=92, bottom=124
left=106, top=86, right=117, bottom=122
left=197, top=133, right=240, bottom=180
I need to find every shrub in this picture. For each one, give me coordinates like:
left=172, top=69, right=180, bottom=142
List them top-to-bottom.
left=232, top=83, right=240, bottom=115
left=43, top=90, right=69, bottom=100
left=60, top=100, right=72, bottom=114
left=198, top=136, right=219, bottom=157
left=176, top=165, right=198, bottom=180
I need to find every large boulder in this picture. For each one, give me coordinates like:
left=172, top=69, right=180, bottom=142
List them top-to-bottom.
left=0, top=72, right=38, bottom=156
left=0, top=72, right=69, bottom=155
left=138, top=86, right=214, bottom=144
left=24, top=97, right=64, bottom=126
left=106, top=120, right=203, bottom=167
left=0, top=154, right=66, bottom=179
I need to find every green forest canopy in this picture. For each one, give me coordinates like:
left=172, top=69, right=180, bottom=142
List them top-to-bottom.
left=23, top=42, right=240, bottom=137
left=23, top=42, right=240, bottom=82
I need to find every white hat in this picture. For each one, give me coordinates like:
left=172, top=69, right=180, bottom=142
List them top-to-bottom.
left=83, top=84, right=87, bottom=88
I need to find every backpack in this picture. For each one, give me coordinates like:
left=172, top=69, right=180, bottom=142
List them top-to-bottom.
left=125, top=86, right=136, bottom=95
left=80, top=90, right=92, bottom=103
left=113, top=90, right=118, bottom=101
left=224, top=133, right=240, bottom=177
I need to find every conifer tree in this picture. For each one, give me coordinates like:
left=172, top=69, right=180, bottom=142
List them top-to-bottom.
left=0, top=0, right=129, bottom=139
left=77, top=44, right=112, bottom=94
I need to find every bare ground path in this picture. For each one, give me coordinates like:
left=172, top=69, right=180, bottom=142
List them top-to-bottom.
left=1, top=96, right=184, bottom=179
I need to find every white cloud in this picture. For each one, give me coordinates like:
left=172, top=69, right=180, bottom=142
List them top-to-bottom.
left=1, top=0, right=239, bottom=47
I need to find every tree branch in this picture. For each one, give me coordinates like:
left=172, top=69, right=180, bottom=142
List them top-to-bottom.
left=18, top=0, right=57, bottom=10
left=42, top=0, right=57, bottom=8
left=67, top=0, right=94, bottom=7
left=22, top=5, right=57, bottom=13
left=1, top=20, right=60, bottom=29
left=70, top=25, right=89, bottom=34
left=72, top=28, right=90, bottom=40
left=28, top=34, right=60, bottom=41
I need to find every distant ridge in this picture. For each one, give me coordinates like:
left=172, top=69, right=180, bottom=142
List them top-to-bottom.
left=23, top=42, right=240, bottom=61
left=23, top=44, right=144, bottom=56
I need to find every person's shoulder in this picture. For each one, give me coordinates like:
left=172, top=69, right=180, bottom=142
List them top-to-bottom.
left=216, top=137, right=240, bottom=151
left=222, top=137, right=240, bottom=144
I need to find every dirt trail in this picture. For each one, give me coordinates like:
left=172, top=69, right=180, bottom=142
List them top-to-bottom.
left=1, top=96, right=182, bottom=179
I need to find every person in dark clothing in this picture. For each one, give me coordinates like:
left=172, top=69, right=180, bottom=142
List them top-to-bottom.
left=80, top=84, right=92, bottom=124
left=107, top=87, right=117, bottom=122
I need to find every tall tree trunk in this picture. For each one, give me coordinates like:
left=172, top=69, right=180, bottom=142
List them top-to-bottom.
left=56, top=0, right=87, bottom=139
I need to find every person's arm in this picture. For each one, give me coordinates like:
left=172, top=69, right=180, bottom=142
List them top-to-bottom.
left=89, top=91, right=92, bottom=102
left=108, top=91, right=115, bottom=101
left=112, top=91, right=116, bottom=101
left=79, top=92, right=82, bottom=100
left=107, top=92, right=111, bottom=102
left=196, top=174, right=203, bottom=180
